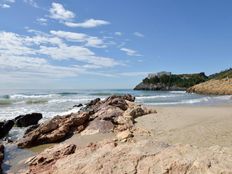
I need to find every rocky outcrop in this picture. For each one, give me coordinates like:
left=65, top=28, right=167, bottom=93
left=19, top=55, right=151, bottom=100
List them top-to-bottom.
left=187, top=78, right=232, bottom=95
left=17, top=94, right=156, bottom=148
left=73, top=104, right=83, bottom=108
left=17, top=111, right=91, bottom=148
left=14, top=113, right=42, bottom=127
left=0, top=120, right=14, bottom=139
left=25, top=139, right=232, bottom=174
left=0, top=144, right=4, bottom=174
left=25, top=144, right=76, bottom=174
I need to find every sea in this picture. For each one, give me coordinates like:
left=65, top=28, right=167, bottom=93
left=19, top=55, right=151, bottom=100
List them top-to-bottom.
left=0, top=89, right=231, bottom=140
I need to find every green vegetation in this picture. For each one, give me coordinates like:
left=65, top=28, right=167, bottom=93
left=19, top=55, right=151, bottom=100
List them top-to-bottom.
left=209, top=68, right=232, bottom=80
left=142, top=73, right=208, bottom=88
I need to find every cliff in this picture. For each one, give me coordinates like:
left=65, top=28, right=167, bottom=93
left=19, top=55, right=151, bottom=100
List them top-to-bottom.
left=187, top=68, right=232, bottom=95
left=134, top=72, right=207, bottom=91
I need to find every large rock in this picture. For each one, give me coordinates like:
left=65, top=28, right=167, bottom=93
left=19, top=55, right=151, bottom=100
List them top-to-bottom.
left=187, top=78, right=232, bottom=95
left=18, top=94, right=156, bottom=148
left=17, top=112, right=91, bottom=148
left=15, top=113, right=42, bottom=127
left=81, top=119, right=114, bottom=135
left=0, top=120, right=14, bottom=139
left=116, top=129, right=133, bottom=141
left=25, top=139, right=232, bottom=174
left=0, top=144, right=4, bottom=174
left=26, top=144, right=76, bottom=174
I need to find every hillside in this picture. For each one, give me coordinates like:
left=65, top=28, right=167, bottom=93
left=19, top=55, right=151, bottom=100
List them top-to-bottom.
left=186, top=68, right=232, bottom=95
left=209, top=68, right=232, bottom=80
left=134, top=72, right=208, bottom=91
left=187, top=78, right=232, bottom=95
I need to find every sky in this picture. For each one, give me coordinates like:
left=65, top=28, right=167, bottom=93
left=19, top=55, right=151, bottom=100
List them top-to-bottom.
left=0, top=0, right=232, bottom=89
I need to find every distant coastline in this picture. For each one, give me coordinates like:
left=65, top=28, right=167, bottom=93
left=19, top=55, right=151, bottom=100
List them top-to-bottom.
left=134, top=68, right=232, bottom=95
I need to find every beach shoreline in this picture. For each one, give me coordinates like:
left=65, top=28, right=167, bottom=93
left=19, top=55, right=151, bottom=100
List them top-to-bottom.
left=2, top=98, right=232, bottom=173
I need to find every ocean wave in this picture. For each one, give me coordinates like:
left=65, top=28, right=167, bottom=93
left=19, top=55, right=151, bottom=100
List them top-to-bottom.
left=169, top=91, right=186, bottom=94
left=57, top=92, right=80, bottom=96
left=89, top=92, right=119, bottom=96
left=9, top=94, right=57, bottom=99
left=0, top=95, right=10, bottom=99
left=136, top=95, right=178, bottom=100
left=213, top=95, right=232, bottom=100
left=144, top=97, right=210, bottom=105
left=181, top=97, right=210, bottom=104
left=48, top=98, right=92, bottom=104
left=0, top=99, right=13, bottom=106
left=26, top=99, right=48, bottom=104
left=58, top=107, right=81, bottom=116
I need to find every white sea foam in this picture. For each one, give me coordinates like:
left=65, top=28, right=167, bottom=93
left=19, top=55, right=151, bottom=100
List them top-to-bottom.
left=169, top=91, right=186, bottom=94
left=9, top=94, right=57, bottom=99
left=136, top=95, right=178, bottom=100
left=145, top=97, right=210, bottom=105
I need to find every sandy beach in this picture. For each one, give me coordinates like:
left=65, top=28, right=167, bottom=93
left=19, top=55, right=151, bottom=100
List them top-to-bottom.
left=4, top=98, right=232, bottom=173
left=33, top=104, right=232, bottom=149
left=135, top=105, right=232, bottom=147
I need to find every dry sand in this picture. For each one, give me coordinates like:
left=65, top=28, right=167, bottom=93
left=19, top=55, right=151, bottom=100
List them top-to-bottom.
left=135, top=105, right=232, bottom=147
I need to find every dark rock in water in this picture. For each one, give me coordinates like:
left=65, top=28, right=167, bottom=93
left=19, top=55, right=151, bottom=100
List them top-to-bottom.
left=86, top=98, right=101, bottom=107
left=73, top=104, right=83, bottom=108
left=14, top=113, right=42, bottom=127
left=0, top=120, right=14, bottom=139
left=0, top=122, right=4, bottom=127
left=0, top=144, right=4, bottom=174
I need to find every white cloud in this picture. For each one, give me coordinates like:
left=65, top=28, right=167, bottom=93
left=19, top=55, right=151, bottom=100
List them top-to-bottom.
left=5, top=0, right=15, bottom=3
left=23, top=0, right=38, bottom=8
left=49, top=2, right=75, bottom=21
left=47, top=3, right=110, bottom=29
left=0, top=4, right=10, bottom=8
left=36, top=18, right=48, bottom=25
left=65, top=19, right=110, bottom=28
left=0, top=30, right=120, bottom=81
left=50, top=30, right=106, bottom=48
left=115, top=32, right=122, bottom=36
left=134, top=32, right=144, bottom=38
left=120, top=48, right=141, bottom=56
left=118, top=71, right=149, bottom=77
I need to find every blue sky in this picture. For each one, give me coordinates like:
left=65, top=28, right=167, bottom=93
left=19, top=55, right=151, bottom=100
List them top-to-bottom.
left=0, top=0, right=232, bottom=89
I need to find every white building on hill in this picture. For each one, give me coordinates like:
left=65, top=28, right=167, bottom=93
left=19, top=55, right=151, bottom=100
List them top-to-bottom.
left=148, top=71, right=171, bottom=79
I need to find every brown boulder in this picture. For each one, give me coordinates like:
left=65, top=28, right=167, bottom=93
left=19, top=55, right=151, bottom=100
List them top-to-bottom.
left=18, top=94, right=156, bottom=148
left=105, top=94, right=135, bottom=102
left=17, top=112, right=91, bottom=148
left=81, top=119, right=114, bottom=135
left=26, top=139, right=232, bottom=174
left=26, top=144, right=76, bottom=174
